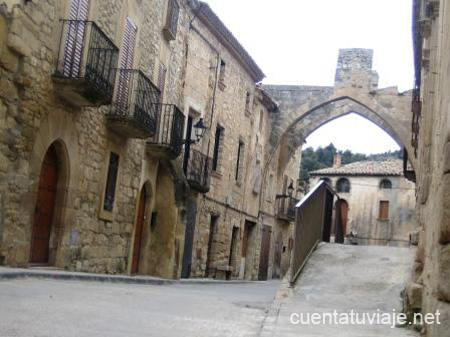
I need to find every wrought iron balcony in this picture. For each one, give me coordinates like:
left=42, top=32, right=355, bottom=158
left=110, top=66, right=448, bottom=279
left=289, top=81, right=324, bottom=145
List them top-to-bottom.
left=52, top=20, right=119, bottom=107
left=106, top=69, right=161, bottom=139
left=146, top=104, right=185, bottom=159
left=186, top=149, right=212, bottom=193
left=277, top=196, right=299, bottom=222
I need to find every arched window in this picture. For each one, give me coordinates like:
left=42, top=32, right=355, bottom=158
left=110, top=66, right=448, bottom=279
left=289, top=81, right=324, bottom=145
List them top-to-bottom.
left=336, top=178, right=351, bottom=193
left=379, top=179, right=392, bottom=189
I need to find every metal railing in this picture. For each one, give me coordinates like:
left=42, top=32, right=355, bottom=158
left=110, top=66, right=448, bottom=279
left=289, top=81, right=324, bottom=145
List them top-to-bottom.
left=53, top=20, right=119, bottom=103
left=107, top=69, right=160, bottom=136
left=147, top=104, right=185, bottom=159
left=186, top=149, right=212, bottom=193
left=289, top=181, right=337, bottom=286
left=278, top=196, right=300, bottom=221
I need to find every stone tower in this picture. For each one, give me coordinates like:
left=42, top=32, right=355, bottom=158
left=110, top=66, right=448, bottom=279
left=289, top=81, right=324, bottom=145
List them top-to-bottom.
left=334, top=48, right=379, bottom=91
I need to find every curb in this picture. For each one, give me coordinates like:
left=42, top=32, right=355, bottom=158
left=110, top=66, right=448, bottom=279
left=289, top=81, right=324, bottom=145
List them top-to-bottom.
left=0, top=269, right=256, bottom=286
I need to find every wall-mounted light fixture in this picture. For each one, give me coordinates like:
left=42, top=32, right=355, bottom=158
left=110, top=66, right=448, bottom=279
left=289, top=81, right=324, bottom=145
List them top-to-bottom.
left=184, top=118, right=207, bottom=144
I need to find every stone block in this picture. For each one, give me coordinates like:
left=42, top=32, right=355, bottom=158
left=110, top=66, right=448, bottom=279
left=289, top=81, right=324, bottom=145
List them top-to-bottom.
left=7, top=34, right=30, bottom=57
left=444, top=142, right=450, bottom=174
left=441, top=174, right=450, bottom=243
left=437, top=244, right=450, bottom=302
left=407, top=282, right=423, bottom=309
left=427, top=300, right=450, bottom=337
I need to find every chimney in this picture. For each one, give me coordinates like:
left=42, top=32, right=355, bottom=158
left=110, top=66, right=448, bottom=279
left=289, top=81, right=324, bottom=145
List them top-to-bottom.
left=333, top=154, right=342, bottom=168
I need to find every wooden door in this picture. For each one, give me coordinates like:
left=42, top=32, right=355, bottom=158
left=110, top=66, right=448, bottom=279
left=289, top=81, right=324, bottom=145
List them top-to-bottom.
left=63, top=0, right=90, bottom=77
left=30, top=145, right=58, bottom=264
left=131, top=187, right=146, bottom=274
left=335, top=199, right=349, bottom=244
left=258, top=225, right=272, bottom=281
left=272, top=232, right=282, bottom=279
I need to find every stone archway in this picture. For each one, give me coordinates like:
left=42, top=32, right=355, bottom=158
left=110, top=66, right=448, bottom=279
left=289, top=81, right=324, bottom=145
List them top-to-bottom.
left=258, top=49, right=415, bottom=208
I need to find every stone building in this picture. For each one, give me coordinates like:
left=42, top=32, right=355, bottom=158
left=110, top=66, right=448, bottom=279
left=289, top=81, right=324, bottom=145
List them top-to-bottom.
left=0, top=0, right=300, bottom=281
left=404, top=0, right=450, bottom=334
left=180, top=4, right=300, bottom=280
left=310, top=157, right=416, bottom=247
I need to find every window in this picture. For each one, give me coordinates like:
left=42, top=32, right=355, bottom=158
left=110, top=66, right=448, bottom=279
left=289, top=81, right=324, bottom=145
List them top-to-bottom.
left=163, top=0, right=179, bottom=41
left=218, top=59, right=226, bottom=88
left=157, top=62, right=167, bottom=102
left=245, top=91, right=251, bottom=113
left=259, top=110, right=264, bottom=131
left=212, top=126, right=223, bottom=172
left=235, top=140, right=245, bottom=182
left=103, top=152, right=120, bottom=212
left=267, top=174, right=274, bottom=202
left=320, top=177, right=331, bottom=185
left=336, top=178, right=350, bottom=193
left=379, top=179, right=392, bottom=189
left=379, top=200, right=390, bottom=220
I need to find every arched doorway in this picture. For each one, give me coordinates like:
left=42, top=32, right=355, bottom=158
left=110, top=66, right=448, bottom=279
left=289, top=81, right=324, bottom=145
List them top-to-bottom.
left=30, top=144, right=59, bottom=264
left=131, top=187, right=147, bottom=274
left=335, top=199, right=349, bottom=244
left=272, top=232, right=283, bottom=279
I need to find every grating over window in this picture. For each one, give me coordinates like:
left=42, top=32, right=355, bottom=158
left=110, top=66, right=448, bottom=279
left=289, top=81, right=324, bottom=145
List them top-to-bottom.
left=103, top=152, right=120, bottom=212
left=379, top=200, right=390, bottom=220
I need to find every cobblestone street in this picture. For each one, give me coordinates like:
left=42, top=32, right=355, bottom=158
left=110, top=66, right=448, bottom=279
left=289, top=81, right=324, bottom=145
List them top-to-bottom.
left=0, top=278, right=279, bottom=337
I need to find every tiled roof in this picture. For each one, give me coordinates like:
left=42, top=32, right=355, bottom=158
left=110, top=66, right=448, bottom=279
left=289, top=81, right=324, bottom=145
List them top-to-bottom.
left=310, top=159, right=403, bottom=177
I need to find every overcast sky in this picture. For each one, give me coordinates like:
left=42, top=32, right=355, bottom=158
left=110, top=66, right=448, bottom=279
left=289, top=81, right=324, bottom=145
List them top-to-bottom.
left=202, top=0, right=413, bottom=154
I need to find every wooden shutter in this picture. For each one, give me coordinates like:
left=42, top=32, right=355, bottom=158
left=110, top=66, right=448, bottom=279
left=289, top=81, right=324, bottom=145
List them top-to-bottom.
left=63, top=0, right=90, bottom=77
left=116, top=17, right=138, bottom=113
left=379, top=201, right=389, bottom=220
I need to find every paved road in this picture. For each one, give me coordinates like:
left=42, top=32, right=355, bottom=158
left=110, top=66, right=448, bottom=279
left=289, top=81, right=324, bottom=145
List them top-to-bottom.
left=262, top=243, right=419, bottom=337
left=0, top=278, right=279, bottom=337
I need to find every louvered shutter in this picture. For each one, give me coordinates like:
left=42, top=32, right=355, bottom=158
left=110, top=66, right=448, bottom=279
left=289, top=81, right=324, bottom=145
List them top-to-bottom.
left=63, top=0, right=90, bottom=77
left=116, top=17, right=138, bottom=114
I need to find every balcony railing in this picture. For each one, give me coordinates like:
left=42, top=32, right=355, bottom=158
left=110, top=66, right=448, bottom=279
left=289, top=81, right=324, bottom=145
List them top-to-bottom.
left=53, top=20, right=118, bottom=107
left=106, top=69, right=160, bottom=139
left=146, top=104, right=185, bottom=159
left=186, top=149, right=212, bottom=193
left=278, top=196, right=299, bottom=222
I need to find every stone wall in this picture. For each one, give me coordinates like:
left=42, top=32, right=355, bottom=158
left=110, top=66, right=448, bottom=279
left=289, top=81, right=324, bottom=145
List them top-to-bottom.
left=406, top=0, right=450, bottom=335
left=183, top=13, right=300, bottom=279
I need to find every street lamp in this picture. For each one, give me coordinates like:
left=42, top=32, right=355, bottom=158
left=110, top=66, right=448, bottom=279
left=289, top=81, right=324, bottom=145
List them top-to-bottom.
left=183, top=118, right=207, bottom=144
left=194, top=118, right=207, bottom=142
